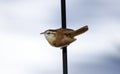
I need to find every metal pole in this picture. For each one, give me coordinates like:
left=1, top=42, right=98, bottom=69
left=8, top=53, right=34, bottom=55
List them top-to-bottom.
left=61, top=0, right=68, bottom=74
left=61, top=0, right=66, bottom=28
left=62, top=47, right=68, bottom=74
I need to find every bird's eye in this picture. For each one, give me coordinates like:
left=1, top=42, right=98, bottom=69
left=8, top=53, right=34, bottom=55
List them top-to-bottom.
left=47, top=32, right=51, bottom=34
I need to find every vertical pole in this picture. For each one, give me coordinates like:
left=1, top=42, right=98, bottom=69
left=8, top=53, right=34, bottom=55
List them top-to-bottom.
left=61, top=0, right=68, bottom=74
left=61, top=0, right=66, bottom=28
left=62, top=47, right=68, bottom=74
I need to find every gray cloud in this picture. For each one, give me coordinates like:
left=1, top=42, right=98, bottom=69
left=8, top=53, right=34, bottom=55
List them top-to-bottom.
left=0, top=0, right=120, bottom=74
left=65, top=0, right=120, bottom=25
left=69, top=55, right=120, bottom=74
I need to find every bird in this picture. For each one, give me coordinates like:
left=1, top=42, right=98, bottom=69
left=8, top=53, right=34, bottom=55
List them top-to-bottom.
left=40, top=25, right=88, bottom=48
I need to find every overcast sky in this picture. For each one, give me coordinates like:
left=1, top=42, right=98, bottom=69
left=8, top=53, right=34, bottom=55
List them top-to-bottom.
left=0, top=0, right=120, bottom=74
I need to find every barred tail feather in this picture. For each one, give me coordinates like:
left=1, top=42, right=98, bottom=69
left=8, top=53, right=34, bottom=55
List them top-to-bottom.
left=72, top=25, right=88, bottom=37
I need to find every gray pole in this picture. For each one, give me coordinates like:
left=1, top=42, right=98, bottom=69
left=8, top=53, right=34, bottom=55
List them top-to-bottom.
left=61, top=0, right=68, bottom=74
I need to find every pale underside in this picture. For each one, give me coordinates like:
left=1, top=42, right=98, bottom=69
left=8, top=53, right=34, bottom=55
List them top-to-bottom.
left=44, top=25, right=88, bottom=48
left=45, top=28, right=77, bottom=48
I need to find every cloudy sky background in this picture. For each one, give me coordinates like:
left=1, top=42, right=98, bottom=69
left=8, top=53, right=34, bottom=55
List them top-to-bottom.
left=0, top=0, right=120, bottom=74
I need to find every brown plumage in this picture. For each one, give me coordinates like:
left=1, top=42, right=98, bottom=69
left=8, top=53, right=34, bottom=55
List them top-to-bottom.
left=40, top=25, right=88, bottom=48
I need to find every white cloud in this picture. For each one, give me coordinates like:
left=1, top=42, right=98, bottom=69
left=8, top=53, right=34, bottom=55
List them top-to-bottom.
left=0, top=0, right=120, bottom=74
left=0, top=0, right=60, bottom=34
left=0, top=32, right=62, bottom=74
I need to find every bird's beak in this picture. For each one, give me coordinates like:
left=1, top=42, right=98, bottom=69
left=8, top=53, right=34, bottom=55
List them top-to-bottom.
left=40, top=32, right=45, bottom=34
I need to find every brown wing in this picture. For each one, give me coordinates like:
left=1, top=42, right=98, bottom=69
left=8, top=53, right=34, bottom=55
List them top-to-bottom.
left=52, top=28, right=75, bottom=47
left=63, top=28, right=74, bottom=38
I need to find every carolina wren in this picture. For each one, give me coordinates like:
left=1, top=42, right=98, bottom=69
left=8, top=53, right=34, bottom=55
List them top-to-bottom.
left=40, top=25, right=88, bottom=48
